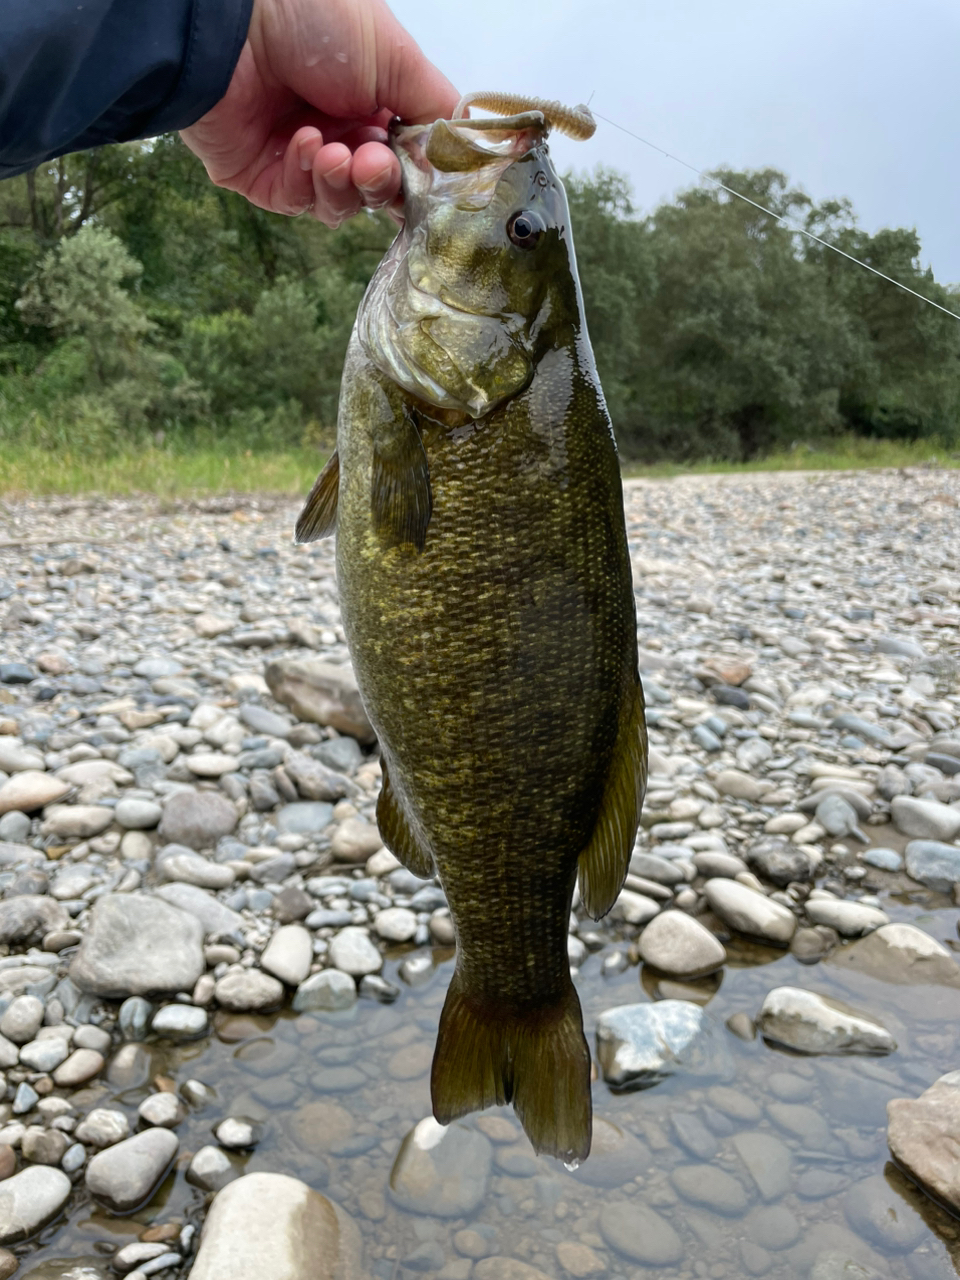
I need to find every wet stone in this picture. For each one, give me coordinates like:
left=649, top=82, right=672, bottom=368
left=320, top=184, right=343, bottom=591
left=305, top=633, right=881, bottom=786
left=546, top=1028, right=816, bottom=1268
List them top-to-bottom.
left=903, top=840, right=960, bottom=892
left=704, top=879, right=796, bottom=945
left=636, top=910, right=726, bottom=976
left=328, top=927, right=381, bottom=976
left=292, top=969, right=356, bottom=1012
left=214, top=970, right=284, bottom=1012
left=757, top=986, right=896, bottom=1055
left=595, top=1000, right=733, bottom=1089
left=887, top=1071, right=960, bottom=1214
left=566, top=1117, right=650, bottom=1189
left=389, top=1118, right=492, bottom=1217
left=85, top=1129, right=178, bottom=1212
left=732, top=1131, right=793, bottom=1201
left=187, top=1145, right=237, bottom=1192
left=671, top=1163, right=750, bottom=1215
left=0, top=1166, right=71, bottom=1243
left=844, top=1174, right=927, bottom=1253
left=598, top=1201, right=683, bottom=1266
left=746, top=1205, right=800, bottom=1250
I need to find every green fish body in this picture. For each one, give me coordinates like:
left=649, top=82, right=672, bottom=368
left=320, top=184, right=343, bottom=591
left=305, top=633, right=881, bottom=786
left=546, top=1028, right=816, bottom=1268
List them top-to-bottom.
left=297, top=105, right=646, bottom=1162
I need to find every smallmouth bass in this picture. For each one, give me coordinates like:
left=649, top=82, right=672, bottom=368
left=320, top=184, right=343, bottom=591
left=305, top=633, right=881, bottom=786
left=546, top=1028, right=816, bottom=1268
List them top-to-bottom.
left=297, top=95, right=646, bottom=1162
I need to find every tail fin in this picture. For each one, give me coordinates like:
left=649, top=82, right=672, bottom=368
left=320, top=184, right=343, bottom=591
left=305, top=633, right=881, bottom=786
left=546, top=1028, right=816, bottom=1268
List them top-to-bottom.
left=431, top=972, right=592, bottom=1163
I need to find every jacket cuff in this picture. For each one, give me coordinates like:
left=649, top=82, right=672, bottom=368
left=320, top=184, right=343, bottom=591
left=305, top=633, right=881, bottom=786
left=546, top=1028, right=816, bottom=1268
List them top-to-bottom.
left=141, top=0, right=254, bottom=135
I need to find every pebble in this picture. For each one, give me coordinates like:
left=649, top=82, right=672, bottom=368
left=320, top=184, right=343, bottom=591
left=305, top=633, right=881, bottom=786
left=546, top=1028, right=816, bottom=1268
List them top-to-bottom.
left=265, top=657, right=375, bottom=743
left=0, top=772, right=69, bottom=816
left=157, top=790, right=238, bottom=850
left=892, top=796, right=960, bottom=843
left=114, top=798, right=162, bottom=829
left=276, top=802, right=335, bottom=834
left=903, top=839, right=960, bottom=892
left=158, top=846, right=234, bottom=890
left=862, top=846, right=903, bottom=872
left=704, top=878, right=797, bottom=944
left=71, top=894, right=204, bottom=998
left=804, top=898, right=890, bottom=936
left=373, top=906, right=418, bottom=942
left=636, top=910, right=726, bottom=976
left=260, top=924, right=313, bottom=986
left=328, top=926, right=382, bottom=976
left=293, top=969, right=356, bottom=1012
left=214, top=970, right=284, bottom=1012
left=757, top=986, right=896, bottom=1054
left=0, top=995, right=44, bottom=1045
left=151, top=1004, right=208, bottom=1039
left=52, top=1048, right=104, bottom=1086
left=138, top=1093, right=183, bottom=1128
left=74, top=1108, right=129, bottom=1148
left=215, top=1117, right=260, bottom=1148
left=85, top=1129, right=178, bottom=1211
left=731, top=1131, right=793, bottom=1200
left=187, top=1145, right=237, bottom=1192
left=671, top=1162, right=749, bottom=1214
left=0, top=1166, right=71, bottom=1242
left=844, top=1174, right=927, bottom=1252
left=598, top=1201, right=683, bottom=1265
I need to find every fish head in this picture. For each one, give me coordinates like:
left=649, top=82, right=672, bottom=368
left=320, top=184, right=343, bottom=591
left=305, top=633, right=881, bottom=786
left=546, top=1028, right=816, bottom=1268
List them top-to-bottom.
left=357, top=112, right=581, bottom=419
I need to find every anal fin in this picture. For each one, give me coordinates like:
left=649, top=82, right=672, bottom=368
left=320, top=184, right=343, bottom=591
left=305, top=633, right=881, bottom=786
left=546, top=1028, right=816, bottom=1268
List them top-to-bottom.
left=372, top=414, right=432, bottom=552
left=295, top=451, right=339, bottom=543
left=577, top=681, right=648, bottom=920
left=376, top=759, right=435, bottom=879
left=432, top=973, right=592, bottom=1163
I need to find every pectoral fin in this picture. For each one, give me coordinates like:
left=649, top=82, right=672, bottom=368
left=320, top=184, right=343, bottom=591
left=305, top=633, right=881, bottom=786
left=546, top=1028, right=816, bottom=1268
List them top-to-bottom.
left=372, top=413, right=432, bottom=552
left=295, top=452, right=339, bottom=544
left=577, top=683, right=648, bottom=920
left=376, top=759, right=435, bottom=879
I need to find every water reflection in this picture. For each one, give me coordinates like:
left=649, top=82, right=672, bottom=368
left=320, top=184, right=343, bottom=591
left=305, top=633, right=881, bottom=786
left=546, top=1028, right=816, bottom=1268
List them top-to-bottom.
left=16, top=903, right=960, bottom=1280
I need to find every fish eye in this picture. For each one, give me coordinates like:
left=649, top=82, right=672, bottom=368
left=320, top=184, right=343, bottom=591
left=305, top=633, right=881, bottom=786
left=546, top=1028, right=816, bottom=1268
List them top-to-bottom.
left=507, top=210, right=546, bottom=249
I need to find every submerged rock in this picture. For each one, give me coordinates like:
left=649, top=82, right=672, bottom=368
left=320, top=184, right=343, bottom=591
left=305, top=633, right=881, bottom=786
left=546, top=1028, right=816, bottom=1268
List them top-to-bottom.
left=757, top=987, right=895, bottom=1055
left=594, top=1000, right=733, bottom=1089
left=389, top=1118, right=492, bottom=1217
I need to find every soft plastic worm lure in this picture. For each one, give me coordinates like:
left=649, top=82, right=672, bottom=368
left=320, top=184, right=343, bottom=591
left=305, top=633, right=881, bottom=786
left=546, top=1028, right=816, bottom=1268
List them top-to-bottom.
left=452, top=92, right=596, bottom=140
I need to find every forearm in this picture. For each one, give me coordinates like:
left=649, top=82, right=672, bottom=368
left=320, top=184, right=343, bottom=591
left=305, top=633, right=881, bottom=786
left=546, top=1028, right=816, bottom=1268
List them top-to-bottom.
left=0, top=0, right=252, bottom=179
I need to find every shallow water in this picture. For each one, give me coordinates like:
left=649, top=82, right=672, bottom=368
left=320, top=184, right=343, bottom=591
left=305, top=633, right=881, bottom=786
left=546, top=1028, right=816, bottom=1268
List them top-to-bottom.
left=17, top=871, right=960, bottom=1280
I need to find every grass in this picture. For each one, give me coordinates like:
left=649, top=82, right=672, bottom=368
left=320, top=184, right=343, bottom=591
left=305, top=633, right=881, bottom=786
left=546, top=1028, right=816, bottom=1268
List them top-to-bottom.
left=622, top=435, right=960, bottom=478
left=0, top=436, right=956, bottom=498
left=0, top=447, right=325, bottom=498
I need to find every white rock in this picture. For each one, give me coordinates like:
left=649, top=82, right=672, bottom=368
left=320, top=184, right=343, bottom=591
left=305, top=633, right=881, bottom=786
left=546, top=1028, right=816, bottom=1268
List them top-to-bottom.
left=186, top=752, right=240, bottom=778
left=0, top=771, right=69, bottom=815
left=892, top=796, right=960, bottom=843
left=114, top=798, right=163, bottom=830
left=41, top=804, right=113, bottom=838
left=330, top=817, right=383, bottom=862
left=158, top=847, right=235, bottom=890
left=704, top=878, right=797, bottom=945
left=611, top=889, right=660, bottom=926
left=804, top=898, right=889, bottom=937
left=373, top=907, right=418, bottom=943
left=636, top=911, right=726, bottom=976
left=260, top=925, right=313, bottom=986
left=329, top=927, right=382, bottom=976
left=292, top=969, right=356, bottom=1013
left=214, top=970, right=284, bottom=1012
left=757, top=986, right=896, bottom=1055
left=0, top=995, right=44, bottom=1045
left=151, top=1004, right=208, bottom=1039
left=138, top=1092, right=183, bottom=1128
left=74, top=1108, right=130, bottom=1148
left=85, top=1128, right=179, bottom=1212
left=187, top=1144, right=237, bottom=1192
left=0, top=1165, right=71, bottom=1242
left=190, top=1171, right=362, bottom=1280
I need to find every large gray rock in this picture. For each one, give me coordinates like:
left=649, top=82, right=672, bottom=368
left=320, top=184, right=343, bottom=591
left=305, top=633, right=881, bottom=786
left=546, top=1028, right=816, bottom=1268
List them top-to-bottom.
left=265, top=659, right=375, bottom=744
left=284, top=753, right=351, bottom=803
left=157, top=790, right=237, bottom=850
left=892, top=796, right=960, bottom=843
left=904, top=840, right=960, bottom=892
left=704, top=878, right=797, bottom=945
left=152, top=882, right=243, bottom=937
left=71, top=894, right=204, bottom=998
left=0, top=896, right=69, bottom=946
left=804, top=898, right=889, bottom=937
left=829, top=922, right=960, bottom=987
left=260, top=925, right=312, bottom=986
left=757, top=986, right=895, bottom=1055
left=594, top=1000, right=733, bottom=1089
left=887, top=1071, right=960, bottom=1215
left=389, top=1118, right=492, bottom=1217
left=85, top=1128, right=178, bottom=1212
left=0, top=1166, right=71, bottom=1243
left=190, top=1172, right=363, bottom=1280
left=843, top=1174, right=926, bottom=1253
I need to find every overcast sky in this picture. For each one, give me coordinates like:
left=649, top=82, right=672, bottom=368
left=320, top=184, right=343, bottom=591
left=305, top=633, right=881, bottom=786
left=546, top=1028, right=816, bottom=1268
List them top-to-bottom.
left=395, top=0, right=960, bottom=287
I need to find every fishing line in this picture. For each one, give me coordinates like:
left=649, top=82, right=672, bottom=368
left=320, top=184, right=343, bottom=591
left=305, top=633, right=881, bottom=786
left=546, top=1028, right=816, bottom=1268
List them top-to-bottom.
left=591, top=108, right=960, bottom=323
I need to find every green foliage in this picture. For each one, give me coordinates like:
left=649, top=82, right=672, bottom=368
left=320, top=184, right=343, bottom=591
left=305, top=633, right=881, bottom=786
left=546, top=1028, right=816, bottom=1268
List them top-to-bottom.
left=0, top=135, right=957, bottom=465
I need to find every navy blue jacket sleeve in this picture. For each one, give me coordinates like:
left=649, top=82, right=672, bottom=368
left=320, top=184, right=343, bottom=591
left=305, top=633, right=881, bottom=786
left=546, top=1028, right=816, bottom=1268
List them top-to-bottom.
left=0, top=0, right=253, bottom=179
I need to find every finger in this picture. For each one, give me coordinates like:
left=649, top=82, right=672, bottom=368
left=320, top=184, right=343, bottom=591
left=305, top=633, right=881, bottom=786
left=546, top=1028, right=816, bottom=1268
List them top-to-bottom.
left=376, top=12, right=460, bottom=125
left=295, top=125, right=325, bottom=173
left=352, top=141, right=401, bottom=210
left=311, top=143, right=363, bottom=227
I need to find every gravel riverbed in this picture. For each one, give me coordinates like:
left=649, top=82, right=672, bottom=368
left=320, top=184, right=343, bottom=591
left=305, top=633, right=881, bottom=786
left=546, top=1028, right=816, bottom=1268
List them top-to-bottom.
left=0, top=467, right=957, bottom=1279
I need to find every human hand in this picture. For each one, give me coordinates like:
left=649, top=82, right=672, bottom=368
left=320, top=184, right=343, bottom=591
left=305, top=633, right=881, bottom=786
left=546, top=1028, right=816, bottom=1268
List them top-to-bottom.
left=180, top=0, right=458, bottom=227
